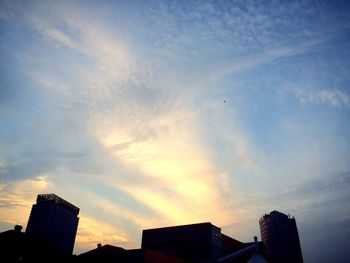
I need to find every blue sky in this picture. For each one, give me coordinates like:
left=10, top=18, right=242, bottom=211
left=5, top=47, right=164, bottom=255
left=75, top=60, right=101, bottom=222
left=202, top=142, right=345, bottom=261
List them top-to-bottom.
left=1, top=0, right=350, bottom=262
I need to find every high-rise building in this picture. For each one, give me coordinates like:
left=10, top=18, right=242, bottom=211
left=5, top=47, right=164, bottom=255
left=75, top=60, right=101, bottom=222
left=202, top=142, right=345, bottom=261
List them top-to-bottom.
left=26, top=194, right=79, bottom=254
left=259, top=210, right=303, bottom=263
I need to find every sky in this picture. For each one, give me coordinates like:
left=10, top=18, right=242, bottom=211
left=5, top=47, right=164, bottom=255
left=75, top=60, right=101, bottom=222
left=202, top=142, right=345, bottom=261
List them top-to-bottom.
left=0, top=0, right=350, bottom=262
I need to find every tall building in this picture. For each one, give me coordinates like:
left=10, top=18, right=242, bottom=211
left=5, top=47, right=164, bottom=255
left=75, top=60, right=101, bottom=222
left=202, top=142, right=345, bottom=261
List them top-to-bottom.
left=26, top=194, right=79, bottom=254
left=259, top=210, right=303, bottom=263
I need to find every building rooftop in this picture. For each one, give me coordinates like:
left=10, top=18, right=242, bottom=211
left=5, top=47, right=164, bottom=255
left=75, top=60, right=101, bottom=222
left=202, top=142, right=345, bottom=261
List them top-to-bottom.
left=37, top=193, right=79, bottom=215
left=260, top=210, right=295, bottom=222
left=143, top=222, right=218, bottom=232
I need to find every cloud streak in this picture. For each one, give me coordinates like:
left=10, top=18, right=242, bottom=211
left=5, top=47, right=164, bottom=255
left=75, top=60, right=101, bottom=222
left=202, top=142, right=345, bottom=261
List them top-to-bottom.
left=292, top=87, right=350, bottom=108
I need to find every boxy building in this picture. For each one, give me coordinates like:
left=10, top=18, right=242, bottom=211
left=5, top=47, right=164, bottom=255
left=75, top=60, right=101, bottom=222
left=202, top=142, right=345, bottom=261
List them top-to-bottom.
left=142, top=222, right=244, bottom=263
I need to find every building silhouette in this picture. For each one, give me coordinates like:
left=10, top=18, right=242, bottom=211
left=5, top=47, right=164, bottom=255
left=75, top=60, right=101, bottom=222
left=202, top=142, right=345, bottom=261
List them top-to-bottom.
left=3, top=193, right=304, bottom=263
left=26, top=193, right=79, bottom=254
left=259, top=210, right=303, bottom=263
left=1, top=222, right=267, bottom=263
left=141, top=222, right=261, bottom=263
left=142, top=222, right=222, bottom=262
left=0, top=224, right=75, bottom=263
left=77, top=232, right=266, bottom=263
left=77, top=244, right=190, bottom=263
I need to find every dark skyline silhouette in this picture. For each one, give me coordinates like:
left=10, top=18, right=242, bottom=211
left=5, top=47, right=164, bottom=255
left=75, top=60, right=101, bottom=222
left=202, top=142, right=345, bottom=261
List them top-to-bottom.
left=1, top=194, right=303, bottom=263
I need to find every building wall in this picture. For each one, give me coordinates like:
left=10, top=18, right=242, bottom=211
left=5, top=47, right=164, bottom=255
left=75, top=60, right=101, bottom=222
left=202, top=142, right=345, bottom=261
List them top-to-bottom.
left=145, top=249, right=191, bottom=263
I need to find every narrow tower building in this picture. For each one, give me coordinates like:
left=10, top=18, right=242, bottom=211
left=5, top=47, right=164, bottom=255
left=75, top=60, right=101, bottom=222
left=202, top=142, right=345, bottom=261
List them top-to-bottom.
left=259, top=210, right=303, bottom=263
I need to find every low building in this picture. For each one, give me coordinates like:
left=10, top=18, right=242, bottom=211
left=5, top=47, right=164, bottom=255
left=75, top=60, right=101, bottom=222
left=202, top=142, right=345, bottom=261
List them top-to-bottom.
left=141, top=222, right=262, bottom=263
left=142, top=222, right=222, bottom=262
left=0, top=225, right=74, bottom=263
left=76, top=244, right=190, bottom=263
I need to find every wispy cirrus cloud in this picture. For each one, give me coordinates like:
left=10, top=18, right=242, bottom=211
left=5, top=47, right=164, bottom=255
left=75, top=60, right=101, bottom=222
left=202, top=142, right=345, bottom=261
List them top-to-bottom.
left=0, top=2, right=246, bottom=249
left=31, top=17, right=76, bottom=49
left=292, top=87, right=350, bottom=108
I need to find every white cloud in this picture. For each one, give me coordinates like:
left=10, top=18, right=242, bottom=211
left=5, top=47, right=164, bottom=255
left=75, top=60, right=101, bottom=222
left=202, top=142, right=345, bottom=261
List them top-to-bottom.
left=29, top=10, right=135, bottom=98
left=31, top=17, right=76, bottom=49
left=292, top=87, right=350, bottom=108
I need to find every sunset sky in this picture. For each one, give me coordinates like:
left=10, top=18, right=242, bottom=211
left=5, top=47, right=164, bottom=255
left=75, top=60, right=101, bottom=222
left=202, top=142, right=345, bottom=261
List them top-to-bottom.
left=1, top=1, right=350, bottom=262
